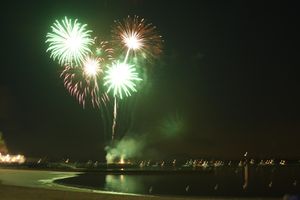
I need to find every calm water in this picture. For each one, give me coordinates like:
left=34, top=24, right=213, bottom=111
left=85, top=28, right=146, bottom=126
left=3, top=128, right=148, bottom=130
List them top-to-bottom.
left=56, top=166, right=300, bottom=197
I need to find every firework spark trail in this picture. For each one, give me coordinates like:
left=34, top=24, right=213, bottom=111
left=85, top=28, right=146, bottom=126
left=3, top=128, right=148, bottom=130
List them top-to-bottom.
left=108, top=16, right=162, bottom=141
left=60, top=39, right=113, bottom=108
left=111, top=47, right=132, bottom=139
left=124, top=48, right=131, bottom=64
left=104, top=61, right=142, bottom=140
left=61, top=64, right=102, bottom=108
left=111, top=97, right=117, bottom=140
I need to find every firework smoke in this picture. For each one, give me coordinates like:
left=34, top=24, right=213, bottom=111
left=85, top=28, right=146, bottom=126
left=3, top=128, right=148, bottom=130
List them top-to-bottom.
left=105, top=135, right=145, bottom=163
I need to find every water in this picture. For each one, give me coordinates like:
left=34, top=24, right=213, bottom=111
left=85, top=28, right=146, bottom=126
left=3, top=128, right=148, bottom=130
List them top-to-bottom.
left=56, top=165, right=300, bottom=198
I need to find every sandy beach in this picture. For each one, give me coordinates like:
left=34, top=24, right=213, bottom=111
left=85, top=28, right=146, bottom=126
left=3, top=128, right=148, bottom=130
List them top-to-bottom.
left=0, top=168, right=281, bottom=200
left=0, top=184, right=201, bottom=200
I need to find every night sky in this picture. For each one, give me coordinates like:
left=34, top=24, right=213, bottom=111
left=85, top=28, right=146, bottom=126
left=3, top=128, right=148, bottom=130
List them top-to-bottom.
left=0, top=0, right=299, bottom=161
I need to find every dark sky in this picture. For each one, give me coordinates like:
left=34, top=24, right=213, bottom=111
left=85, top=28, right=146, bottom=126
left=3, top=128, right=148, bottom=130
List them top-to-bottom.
left=0, top=0, right=300, bottom=161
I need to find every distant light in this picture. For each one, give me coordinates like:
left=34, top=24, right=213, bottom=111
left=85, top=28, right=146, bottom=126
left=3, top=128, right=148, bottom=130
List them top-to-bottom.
left=0, top=153, right=25, bottom=164
left=119, top=156, right=125, bottom=164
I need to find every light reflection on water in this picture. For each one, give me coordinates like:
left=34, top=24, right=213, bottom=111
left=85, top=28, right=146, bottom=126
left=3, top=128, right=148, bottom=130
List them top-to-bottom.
left=57, top=166, right=300, bottom=197
left=105, top=174, right=143, bottom=193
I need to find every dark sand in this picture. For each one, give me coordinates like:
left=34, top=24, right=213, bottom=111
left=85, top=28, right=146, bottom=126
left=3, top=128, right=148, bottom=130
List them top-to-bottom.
left=0, top=169, right=280, bottom=200
left=0, top=184, right=205, bottom=200
left=0, top=184, right=282, bottom=200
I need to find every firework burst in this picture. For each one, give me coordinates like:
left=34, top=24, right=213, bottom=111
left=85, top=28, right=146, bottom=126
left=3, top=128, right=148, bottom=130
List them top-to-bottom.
left=45, top=15, right=162, bottom=142
left=112, top=15, right=162, bottom=61
left=46, top=17, right=93, bottom=66
left=60, top=39, right=113, bottom=108
left=83, top=56, right=101, bottom=77
left=103, top=60, right=142, bottom=140
left=104, top=61, right=142, bottom=99
left=61, top=64, right=102, bottom=107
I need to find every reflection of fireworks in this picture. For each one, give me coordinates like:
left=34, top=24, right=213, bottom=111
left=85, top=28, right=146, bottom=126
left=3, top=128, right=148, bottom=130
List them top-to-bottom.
left=112, top=15, right=162, bottom=61
left=46, top=17, right=93, bottom=66
left=60, top=40, right=113, bottom=108
left=104, top=61, right=142, bottom=99
left=105, top=174, right=142, bottom=193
